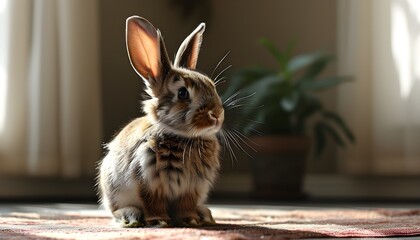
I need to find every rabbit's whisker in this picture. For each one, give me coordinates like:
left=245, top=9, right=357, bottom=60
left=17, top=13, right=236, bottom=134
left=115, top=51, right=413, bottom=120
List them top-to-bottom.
left=211, top=51, right=230, bottom=79
left=214, top=65, right=232, bottom=83
left=214, top=76, right=227, bottom=86
left=219, top=89, right=263, bottom=164
left=223, top=91, right=241, bottom=105
left=226, top=92, right=256, bottom=107
left=224, top=129, right=252, bottom=160
left=231, top=129, right=258, bottom=152
left=219, top=130, right=237, bottom=166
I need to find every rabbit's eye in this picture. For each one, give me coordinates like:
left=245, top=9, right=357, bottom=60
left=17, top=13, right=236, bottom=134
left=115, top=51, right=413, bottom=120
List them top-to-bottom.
left=178, top=87, right=189, bottom=100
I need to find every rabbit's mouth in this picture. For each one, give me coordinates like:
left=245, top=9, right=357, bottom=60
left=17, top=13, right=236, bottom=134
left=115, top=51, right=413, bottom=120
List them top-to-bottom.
left=158, top=108, right=224, bottom=138
left=194, top=108, right=224, bottom=129
left=194, top=109, right=224, bottom=137
left=208, top=109, right=224, bottom=128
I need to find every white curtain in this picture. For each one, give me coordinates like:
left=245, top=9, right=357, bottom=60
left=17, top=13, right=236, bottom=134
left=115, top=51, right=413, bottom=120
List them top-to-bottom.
left=0, top=0, right=101, bottom=178
left=337, top=0, right=420, bottom=175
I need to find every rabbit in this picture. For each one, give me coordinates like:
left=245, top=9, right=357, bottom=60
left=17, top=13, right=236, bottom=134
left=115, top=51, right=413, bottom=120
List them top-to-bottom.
left=98, top=16, right=224, bottom=228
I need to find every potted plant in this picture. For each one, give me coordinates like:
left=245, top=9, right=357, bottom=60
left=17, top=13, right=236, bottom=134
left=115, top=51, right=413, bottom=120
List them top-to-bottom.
left=222, top=39, right=355, bottom=199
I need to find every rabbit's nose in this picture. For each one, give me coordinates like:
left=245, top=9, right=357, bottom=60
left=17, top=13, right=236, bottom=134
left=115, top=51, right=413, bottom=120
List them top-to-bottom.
left=208, top=110, right=218, bottom=120
left=208, top=110, right=224, bottom=127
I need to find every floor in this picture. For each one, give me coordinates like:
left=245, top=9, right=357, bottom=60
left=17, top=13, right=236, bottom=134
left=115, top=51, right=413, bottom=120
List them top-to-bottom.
left=1, top=201, right=420, bottom=239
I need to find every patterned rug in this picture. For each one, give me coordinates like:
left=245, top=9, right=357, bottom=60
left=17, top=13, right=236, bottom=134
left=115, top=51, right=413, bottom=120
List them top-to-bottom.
left=1, top=204, right=420, bottom=239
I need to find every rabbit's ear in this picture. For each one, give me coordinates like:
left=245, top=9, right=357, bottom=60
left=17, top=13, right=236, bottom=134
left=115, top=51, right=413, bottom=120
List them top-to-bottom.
left=126, top=16, right=171, bottom=82
left=174, top=23, right=205, bottom=69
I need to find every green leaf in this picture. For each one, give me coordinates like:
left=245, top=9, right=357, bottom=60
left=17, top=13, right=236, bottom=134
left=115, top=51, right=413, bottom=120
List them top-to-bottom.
left=258, top=38, right=286, bottom=66
left=284, top=40, right=296, bottom=62
left=287, top=52, right=325, bottom=74
left=302, top=54, right=334, bottom=79
left=239, top=74, right=283, bottom=104
left=300, top=76, right=351, bottom=91
left=280, top=91, right=300, bottom=112
left=295, top=96, right=323, bottom=132
left=323, top=111, right=355, bottom=143
left=314, top=122, right=346, bottom=157
left=321, top=122, right=346, bottom=147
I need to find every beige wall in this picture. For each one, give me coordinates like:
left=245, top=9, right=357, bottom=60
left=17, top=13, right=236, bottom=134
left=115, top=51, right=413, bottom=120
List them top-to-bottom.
left=99, top=0, right=337, bottom=173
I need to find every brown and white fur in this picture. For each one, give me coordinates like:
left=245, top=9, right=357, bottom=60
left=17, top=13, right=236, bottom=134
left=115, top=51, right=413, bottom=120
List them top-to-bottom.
left=98, top=16, right=224, bottom=227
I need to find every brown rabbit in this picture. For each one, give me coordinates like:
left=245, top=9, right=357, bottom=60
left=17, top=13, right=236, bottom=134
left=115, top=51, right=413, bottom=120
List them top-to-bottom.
left=98, top=16, right=224, bottom=227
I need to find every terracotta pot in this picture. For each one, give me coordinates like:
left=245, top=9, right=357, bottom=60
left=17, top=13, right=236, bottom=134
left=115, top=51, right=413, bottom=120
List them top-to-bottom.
left=249, top=135, right=310, bottom=200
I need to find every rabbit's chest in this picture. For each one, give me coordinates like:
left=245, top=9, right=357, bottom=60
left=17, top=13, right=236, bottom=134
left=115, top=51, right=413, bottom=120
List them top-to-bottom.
left=140, top=135, right=220, bottom=199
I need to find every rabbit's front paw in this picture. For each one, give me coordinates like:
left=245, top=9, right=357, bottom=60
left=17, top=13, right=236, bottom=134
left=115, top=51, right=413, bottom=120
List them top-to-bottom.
left=197, top=205, right=216, bottom=225
left=113, top=207, right=144, bottom=228
left=176, top=211, right=200, bottom=227
left=180, top=216, right=199, bottom=227
left=145, top=217, right=170, bottom=228
left=146, top=219, right=170, bottom=228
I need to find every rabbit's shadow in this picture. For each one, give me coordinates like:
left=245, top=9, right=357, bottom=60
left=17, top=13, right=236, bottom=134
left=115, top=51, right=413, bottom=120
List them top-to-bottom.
left=192, top=222, right=331, bottom=239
